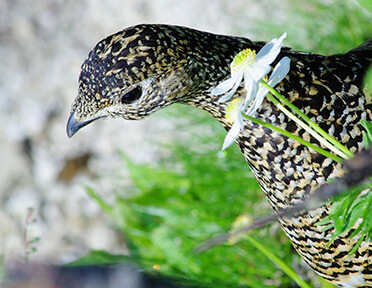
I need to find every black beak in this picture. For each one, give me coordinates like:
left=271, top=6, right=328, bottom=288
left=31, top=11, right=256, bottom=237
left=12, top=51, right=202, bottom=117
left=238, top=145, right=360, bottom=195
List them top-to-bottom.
left=67, top=110, right=107, bottom=138
left=66, top=112, right=95, bottom=138
left=67, top=112, right=81, bottom=138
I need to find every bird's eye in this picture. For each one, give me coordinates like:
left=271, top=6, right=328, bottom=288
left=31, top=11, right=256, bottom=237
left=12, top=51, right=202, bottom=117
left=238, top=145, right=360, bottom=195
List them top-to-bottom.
left=121, top=86, right=142, bottom=104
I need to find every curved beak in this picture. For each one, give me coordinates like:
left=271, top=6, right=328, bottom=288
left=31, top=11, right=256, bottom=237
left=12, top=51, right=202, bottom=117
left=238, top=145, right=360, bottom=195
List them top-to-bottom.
left=67, top=111, right=107, bottom=138
left=66, top=112, right=95, bottom=138
left=66, top=112, right=81, bottom=138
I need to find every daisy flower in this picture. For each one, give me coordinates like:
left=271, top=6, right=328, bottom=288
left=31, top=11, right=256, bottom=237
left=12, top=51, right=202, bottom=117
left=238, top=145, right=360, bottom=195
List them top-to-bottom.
left=211, top=32, right=287, bottom=105
left=212, top=33, right=290, bottom=150
left=244, top=56, right=291, bottom=116
left=220, top=57, right=290, bottom=150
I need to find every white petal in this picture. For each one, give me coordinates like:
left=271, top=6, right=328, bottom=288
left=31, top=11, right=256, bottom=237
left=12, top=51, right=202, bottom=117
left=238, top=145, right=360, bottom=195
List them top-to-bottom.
left=256, top=32, right=287, bottom=66
left=256, top=33, right=286, bottom=59
left=255, top=41, right=274, bottom=60
left=255, top=48, right=280, bottom=67
left=245, top=56, right=290, bottom=116
left=267, top=56, right=291, bottom=86
left=250, top=64, right=272, bottom=82
left=218, top=73, right=243, bottom=102
left=211, top=75, right=238, bottom=96
left=242, top=75, right=259, bottom=110
left=245, top=87, right=267, bottom=116
left=237, top=107, right=244, bottom=126
left=222, top=119, right=243, bottom=150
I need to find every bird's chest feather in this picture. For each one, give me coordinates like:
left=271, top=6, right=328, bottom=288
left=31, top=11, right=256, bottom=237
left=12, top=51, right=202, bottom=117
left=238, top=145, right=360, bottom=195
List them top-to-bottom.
left=237, top=94, right=370, bottom=205
left=236, top=111, right=341, bottom=211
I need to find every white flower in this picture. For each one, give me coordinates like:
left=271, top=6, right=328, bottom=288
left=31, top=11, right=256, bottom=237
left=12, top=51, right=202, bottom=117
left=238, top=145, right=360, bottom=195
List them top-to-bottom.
left=211, top=32, right=287, bottom=104
left=211, top=33, right=290, bottom=150
left=245, top=56, right=291, bottom=116
left=220, top=58, right=290, bottom=150
left=222, top=98, right=244, bottom=150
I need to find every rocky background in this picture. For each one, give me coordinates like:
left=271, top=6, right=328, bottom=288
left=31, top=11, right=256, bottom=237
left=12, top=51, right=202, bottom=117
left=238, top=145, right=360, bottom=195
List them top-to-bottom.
left=0, top=0, right=283, bottom=266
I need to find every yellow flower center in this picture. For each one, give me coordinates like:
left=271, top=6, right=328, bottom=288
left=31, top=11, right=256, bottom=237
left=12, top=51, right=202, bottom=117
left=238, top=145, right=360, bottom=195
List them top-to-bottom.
left=231, top=49, right=257, bottom=74
left=259, top=75, right=269, bottom=88
left=225, top=98, right=242, bottom=123
left=227, top=214, right=253, bottom=245
left=231, top=214, right=253, bottom=231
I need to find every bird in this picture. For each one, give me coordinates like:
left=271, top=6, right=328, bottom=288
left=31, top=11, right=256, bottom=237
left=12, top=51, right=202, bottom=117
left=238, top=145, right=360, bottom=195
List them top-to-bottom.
left=67, top=24, right=372, bottom=287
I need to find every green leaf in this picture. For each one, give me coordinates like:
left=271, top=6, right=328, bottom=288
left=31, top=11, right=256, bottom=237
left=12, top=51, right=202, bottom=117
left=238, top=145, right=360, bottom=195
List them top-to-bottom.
left=357, top=0, right=372, bottom=13
left=361, top=120, right=372, bottom=149
left=317, top=182, right=372, bottom=251
left=85, top=186, right=112, bottom=214
left=68, top=250, right=132, bottom=267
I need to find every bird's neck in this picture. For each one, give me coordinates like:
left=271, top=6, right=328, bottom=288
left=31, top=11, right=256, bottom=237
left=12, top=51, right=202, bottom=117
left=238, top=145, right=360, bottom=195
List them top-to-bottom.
left=180, top=33, right=261, bottom=128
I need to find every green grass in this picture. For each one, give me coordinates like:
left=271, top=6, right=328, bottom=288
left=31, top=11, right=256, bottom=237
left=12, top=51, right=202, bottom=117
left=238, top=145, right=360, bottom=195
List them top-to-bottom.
left=251, top=0, right=372, bottom=54
left=82, top=110, right=313, bottom=287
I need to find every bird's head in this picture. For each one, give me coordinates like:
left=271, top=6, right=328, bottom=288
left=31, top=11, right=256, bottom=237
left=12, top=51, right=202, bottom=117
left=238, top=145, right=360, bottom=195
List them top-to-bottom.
left=67, top=24, right=244, bottom=137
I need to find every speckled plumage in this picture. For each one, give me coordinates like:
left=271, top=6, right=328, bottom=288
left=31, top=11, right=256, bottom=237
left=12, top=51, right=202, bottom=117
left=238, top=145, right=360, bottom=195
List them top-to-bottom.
left=67, top=24, right=372, bottom=287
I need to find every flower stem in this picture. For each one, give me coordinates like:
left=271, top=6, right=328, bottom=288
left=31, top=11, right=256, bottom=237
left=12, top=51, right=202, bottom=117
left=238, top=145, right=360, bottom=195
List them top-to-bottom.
left=262, top=81, right=354, bottom=159
left=266, top=93, right=350, bottom=160
left=242, top=114, right=342, bottom=163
